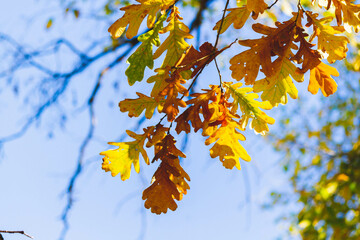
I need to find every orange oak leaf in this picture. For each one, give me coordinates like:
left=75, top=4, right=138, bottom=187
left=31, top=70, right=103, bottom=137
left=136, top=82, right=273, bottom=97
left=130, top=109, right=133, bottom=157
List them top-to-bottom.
left=247, top=0, right=268, bottom=19
left=230, top=18, right=298, bottom=85
left=293, top=27, right=339, bottom=96
left=177, top=42, right=219, bottom=78
left=309, top=62, right=339, bottom=96
left=158, top=72, right=188, bottom=121
left=175, top=85, right=221, bottom=134
left=192, top=91, right=251, bottom=169
left=145, top=124, right=169, bottom=148
left=153, top=134, right=186, bottom=162
left=142, top=135, right=190, bottom=214
left=142, top=157, right=190, bottom=214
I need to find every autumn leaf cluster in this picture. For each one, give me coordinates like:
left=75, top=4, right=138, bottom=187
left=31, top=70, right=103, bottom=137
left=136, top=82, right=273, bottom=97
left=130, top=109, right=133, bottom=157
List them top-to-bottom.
left=100, top=0, right=359, bottom=214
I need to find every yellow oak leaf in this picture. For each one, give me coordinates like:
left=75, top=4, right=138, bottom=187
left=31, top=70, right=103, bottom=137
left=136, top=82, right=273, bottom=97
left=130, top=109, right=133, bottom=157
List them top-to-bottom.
left=108, top=0, right=175, bottom=39
left=312, top=0, right=360, bottom=32
left=333, top=0, right=360, bottom=32
left=153, top=7, right=193, bottom=67
left=213, top=7, right=251, bottom=34
left=306, top=11, right=349, bottom=63
left=229, top=44, right=262, bottom=85
left=253, top=58, right=304, bottom=106
left=309, top=62, right=339, bottom=96
left=147, top=68, right=170, bottom=98
left=223, top=82, right=275, bottom=135
left=119, top=92, right=164, bottom=119
left=205, top=120, right=250, bottom=170
left=100, top=128, right=153, bottom=181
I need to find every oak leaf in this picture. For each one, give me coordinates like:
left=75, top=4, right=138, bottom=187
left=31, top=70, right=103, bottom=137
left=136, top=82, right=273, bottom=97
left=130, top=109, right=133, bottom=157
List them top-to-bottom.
left=108, top=0, right=175, bottom=39
left=247, top=0, right=268, bottom=19
left=333, top=0, right=360, bottom=32
left=153, top=7, right=193, bottom=67
left=213, top=7, right=251, bottom=34
left=306, top=12, right=349, bottom=63
left=125, top=14, right=167, bottom=85
left=230, top=18, right=297, bottom=85
left=293, top=27, right=339, bottom=96
left=177, top=42, right=219, bottom=78
left=253, top=58, right=304, bottom=106
left=309, top=62, right=339, bottom=96
left=147, top=68, right=170, bottom=98
left=158, top=72, right=188, bottom=121
left=224, top=82, right=275, bottom=135
left=175, top=85, right=221, bottom=134
left=119, top=92, right=164, bottom=119
left=205, top=120, right=251, bottom=170
left=145, top=124, right=169, bottom=148
left=100, top=128, right=152, bottom=181
left=143, top=135, right=190, bottom=214
left=142, top=158, right=190, bottom=214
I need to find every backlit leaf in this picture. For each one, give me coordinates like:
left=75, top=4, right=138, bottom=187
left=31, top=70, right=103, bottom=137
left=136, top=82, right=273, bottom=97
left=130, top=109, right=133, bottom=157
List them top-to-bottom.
left=108, top=0, right=175, bottom=39
left=153, top=7, right=193, bottom=67
left=213, top=7, right=251, bottom=34
left=125, top=14, right=167, bottom=85
left=253, top=58, right=303, bottom=106
left=309, top=62, right=339, bottom=96
left=224, top=82, right=275, bottom=135
left=119, top=92, right=164, bottom=119
left=205, top=121, right=251, bottom=170
left=100, top=128, right=153, bottom=180
left=143, top=135, right=190, bottom=214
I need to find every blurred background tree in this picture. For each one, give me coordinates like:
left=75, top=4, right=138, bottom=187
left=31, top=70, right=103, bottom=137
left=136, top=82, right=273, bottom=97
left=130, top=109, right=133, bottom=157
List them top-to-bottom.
left=269, top=72, right=360, bottom=239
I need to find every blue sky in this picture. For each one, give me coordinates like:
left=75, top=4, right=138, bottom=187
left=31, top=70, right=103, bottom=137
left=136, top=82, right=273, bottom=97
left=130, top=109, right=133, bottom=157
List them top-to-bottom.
left=0, top=1, right=300, bottom=240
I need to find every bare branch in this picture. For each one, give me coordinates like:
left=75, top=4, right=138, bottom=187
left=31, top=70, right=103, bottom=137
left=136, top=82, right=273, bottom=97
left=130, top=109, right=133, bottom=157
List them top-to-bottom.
left=0, top=36, right=137, bottom=145
left=58, top=40, right=139, bottom=240
left=0, top=230, right=34, bottom=239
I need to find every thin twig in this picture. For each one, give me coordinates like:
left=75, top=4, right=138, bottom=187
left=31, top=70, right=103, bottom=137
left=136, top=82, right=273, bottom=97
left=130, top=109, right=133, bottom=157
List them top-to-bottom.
left=213, top=0, right=230, bottom=90
left=214, top=0, right=230, bottom=49
left=267, top=0, right=279, bottom=9
left=214, top=58, right=223, bottom=91
left=0, top=230, right=34, bottom=239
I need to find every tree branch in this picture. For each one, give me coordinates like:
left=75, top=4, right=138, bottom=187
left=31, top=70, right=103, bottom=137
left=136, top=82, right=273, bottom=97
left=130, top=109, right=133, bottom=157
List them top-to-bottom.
left=0, top=230, right=34, bottom=239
